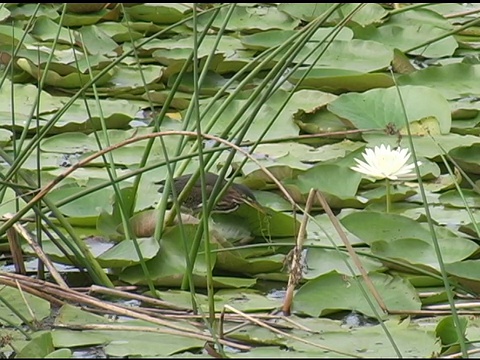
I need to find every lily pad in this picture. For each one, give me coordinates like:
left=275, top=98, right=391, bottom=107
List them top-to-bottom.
left=124, top=3, right=192, bottom=24
left=278, top=3, right=388, bottom=26
left=188, top=5, right=300, bottom=32
left=30, top=16, right=73, bottom=44
left=354, top=24, right=458, bottom=58
left=241, top=27, right=353, bottom=51
left=288, top=39, right=393, bottom=72
left=17, top=58, right=116, bottom=89
left=398, top=63, right=480, bottom=100
left=289, top=68, right=394, bottom=93
left=328, top=85, right=451, bottom=134
left=196, top=89, right=302, bottom=141
left=449, top=143, right=480, bottom=174
left=284, top=163, right=362, bottom=202
left=46, top=182, right=114, bottom=221
left=439, top=189, right=480, bottom=208
left=340, top=211, right=432, bottom=244
left=306, top=213, right=365, bottom=246
left=97, top=237, right=160, bottom=268
left=371, top=237, right=479, bottom=270
left=304, top=248, right=385, bottom=278
left=445, top=260, right=480, bottom=293
left=294, top=271, right=421, bottom=318
left=0, top=286, right=51, bottom=326
left=285, top=317, right=439, bottom=358
left=16, top=333, right=55, bottom=359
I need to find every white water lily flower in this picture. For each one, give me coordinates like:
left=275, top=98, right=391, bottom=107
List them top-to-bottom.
left=351, top=144, right=421, bottom=180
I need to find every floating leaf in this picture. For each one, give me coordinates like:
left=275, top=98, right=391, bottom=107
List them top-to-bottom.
left=125, top=3, right=192, bottom=24
left=279, top=3, right=388, bottom=26
left=189, top=5, right=299, bottom=32
left=30, top=16, right=74, bottom=44
left=355, top=24, right=458, bottom=58
left=75, top=25, right=120, bottom=55
left=241, top=27, right=353, bottom=51
left=288, top=39, right=393, bottom=72
left=16, top=58, right=116, bottom=89
left=398, top=63, right=480, bottom=100
left=289, top=68, right=394, bottom=93
left=328, top=85, right=451, bottom=134
left=449, top=144, right=480, bottom=174
left=290, top=163, right=362, bottom=199
left=439, top=189, right=480, bottom=208
left=340, top=211, right=432, bottom=244
left=119, top=224, right=214, bottom=286
left=97, top=237, right=160, bottom=268
left=371, top=237, right=479, bottom=270
left=304, top=248, right=384, bottom=278
left=294, top=272, right=421, bottom=318
left=0, top=286, right=50, bottom=326
left=16, top=333, right=55, bottom=359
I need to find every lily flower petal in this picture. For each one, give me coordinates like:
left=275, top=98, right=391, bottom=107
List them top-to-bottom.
left=351, top=145, right=421, bottom=180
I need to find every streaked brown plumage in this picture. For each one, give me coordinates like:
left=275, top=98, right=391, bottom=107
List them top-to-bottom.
left=156, top=172, right=263, bottom=214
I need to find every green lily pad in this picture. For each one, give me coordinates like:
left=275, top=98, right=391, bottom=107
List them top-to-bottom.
left=8, top=3, right=59, bottom=20
left=125, top=3, right=192, bottom=24
left=278, top=3, right=388, bottom=26
left=188, top=5, right=299, bottom=32
left=0, top=6, right=10, bottom=21
left=388, top=7, right=453, bottom=30
left=61, top=9, right=109, bottom=27
left=30, top=16, right=73, bottom=44
left=95, top=21, right=144, bottom=42
left=0, top=24, right=36, bottom=46
left=354, top=24, right=458, bottom=58
left=76, top=25, right=121, bottom=55
left=241, top=27, right=353, bottom=51
left=288, top=39, right=392, bottom=72
left=17, top=58, right=116, bottom=89
left=398, top=63, right=480, bottom=100
left=289, top=68, right=395, bottom=93
left=168, top=71, right=231, bottom=95
left=0, top=80, right=63, bottom=128
left=328, top=85, right=451, bottom=134
left=196, top=89, right=302, bottom=141
left=41, top=98, right=138, bottom=133
left=449, top=143, right=480, bottom=174
left=287, top=163, right=362, bottom=199
left=46, top=182, right=114, bottom=220
left=357, top=185, right=418, bottom=207
left=439, top=189, right=480, bottom=208
left=340, top=211, right=432, bottom=244
left=306, top=213, right=365, bottom=246
left=118, top=224, right=216, bottom=287
left=97, top=237, right=160, bottom=268
left=371, top=237, right=479, bottom=270
left=304, top=248, right=385, bottom=278
left=445, top=260, right=480, bottom=293
left=294, top=271, right=421, bottom=318
left=0, top=286, right=50, bottom=326
left=213, top=289, right=283, bottom=312
left=52, top=305, right=205, bottom=357
left=285, top=317, right=439, bottom=358
left=16, top=333, right=55, bottom=359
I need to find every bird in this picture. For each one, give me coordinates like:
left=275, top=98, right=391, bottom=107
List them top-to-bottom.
left=156, top=172, right=264, bottom=215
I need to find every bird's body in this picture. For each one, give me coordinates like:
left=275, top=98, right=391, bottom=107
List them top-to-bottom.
left=156, top=172, right=263, bottom=214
